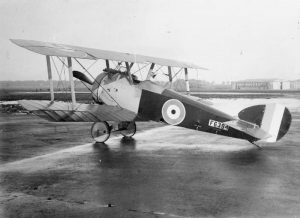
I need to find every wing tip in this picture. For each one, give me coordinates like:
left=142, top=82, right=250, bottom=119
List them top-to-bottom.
left=10, top=38, right=18, bottom=44
left=10, top=39, right=27, bottom=46
left=190, top=63, right=208, bottom=70
left=197, top=66, right=209, bottom=70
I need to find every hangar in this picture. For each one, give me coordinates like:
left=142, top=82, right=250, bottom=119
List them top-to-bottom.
left=231, top=79, right=291, bottom=90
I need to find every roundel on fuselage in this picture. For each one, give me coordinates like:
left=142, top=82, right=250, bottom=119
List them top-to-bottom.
left=161, top=99, right=186, bottom=125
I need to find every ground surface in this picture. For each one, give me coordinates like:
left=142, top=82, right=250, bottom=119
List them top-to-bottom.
left=0, top=98, right=300, bottom=217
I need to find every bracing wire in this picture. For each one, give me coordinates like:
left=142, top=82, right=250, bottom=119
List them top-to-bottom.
left=51, top=57, right=69, bottom=101
left=53, top=57, right=68, bottom=93
left=56, top=57, right=69, bottom=102
left=56, top=57, right=91, bottom=104
left=61, top=57, right=70, bottom=102
left=74, top=58, right=121, bottom=107
left=86, top=59, right=98, bottom=71
left=74, top=60, right=99, bottom=103
left=132, top=63, right=150, bottom=75
left=137, top=63, right=143, bottom=80
left=152, top=65, right=163, bottom=74
left=172, top=68, right=183, bottom=81
left=173, top=68, right=184, bottom=91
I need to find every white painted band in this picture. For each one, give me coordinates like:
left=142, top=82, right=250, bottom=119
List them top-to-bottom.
left=260, top=103, right=285, bottom=142
left=166, top=105, right=181, bottom=120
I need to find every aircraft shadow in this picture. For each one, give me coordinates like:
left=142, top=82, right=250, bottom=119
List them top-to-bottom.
left=120, top=137, right=136, bottom=150
left=92, top=138, right=137, bottom=168
left=224, top=148, right=266, bottom=166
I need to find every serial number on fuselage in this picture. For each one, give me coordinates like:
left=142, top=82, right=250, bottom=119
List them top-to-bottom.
left=208, top=119, right=229, bottom=131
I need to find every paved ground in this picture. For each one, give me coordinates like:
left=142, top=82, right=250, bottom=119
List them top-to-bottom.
left=0, top=104, right=300, bottom=217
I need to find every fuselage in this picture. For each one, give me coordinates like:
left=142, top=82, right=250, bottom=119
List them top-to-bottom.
left=92, top=70, right=257, bottom=142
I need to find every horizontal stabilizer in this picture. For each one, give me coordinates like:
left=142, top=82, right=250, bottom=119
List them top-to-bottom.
left=19, top=100, right=136, bottom=122
left=225, top=120, right=271, bottom=140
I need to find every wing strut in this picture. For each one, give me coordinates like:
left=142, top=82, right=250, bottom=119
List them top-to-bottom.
left=46, top=55, right=54, bottom=101
left=67, top=57, right=76, bottom=109
left=125, top=62, right=134, bottom=84
left=146, top=63, right=155, bottom=80
left=168, top=66, right=173, bottom=89
left=184, top=68, right=190, bottom=95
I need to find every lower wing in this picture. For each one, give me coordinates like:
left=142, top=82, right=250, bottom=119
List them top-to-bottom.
left=19, top=100, right=136, bottom=122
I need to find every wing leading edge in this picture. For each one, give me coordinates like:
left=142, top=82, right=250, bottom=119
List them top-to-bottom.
left=10, top=39, right=206, bottom=69
left=19, top=100, right=136, bottom=122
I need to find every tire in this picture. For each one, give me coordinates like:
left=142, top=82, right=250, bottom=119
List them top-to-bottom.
left=91, top=122, right=110, bottom=142
left=120, top=122, right=136, bottom=137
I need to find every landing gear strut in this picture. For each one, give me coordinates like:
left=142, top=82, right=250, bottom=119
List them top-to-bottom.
left=91, top=121, right=136, bottom=142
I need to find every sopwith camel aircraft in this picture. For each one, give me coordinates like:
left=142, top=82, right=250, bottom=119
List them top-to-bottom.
left=11, top=39, right=292, bottom=146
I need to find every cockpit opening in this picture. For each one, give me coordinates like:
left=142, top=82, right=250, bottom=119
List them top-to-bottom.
left=103, top=68, right=140, bottom=84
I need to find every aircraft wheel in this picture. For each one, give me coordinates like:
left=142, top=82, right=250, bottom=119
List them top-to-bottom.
left=91, top=122, right=110, bottom=142
left=120, top=122, right=136, bottom=137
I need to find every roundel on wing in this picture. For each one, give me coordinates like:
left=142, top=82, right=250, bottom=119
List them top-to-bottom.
left=161, top=99, right=186, bottom=125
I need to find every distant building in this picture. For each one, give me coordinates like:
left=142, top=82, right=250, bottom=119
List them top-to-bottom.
left=231, top=79, right=291, bottom=90
left=291, top=79, right=300, bottom=90
left=281, top=81, right=291, bottom=90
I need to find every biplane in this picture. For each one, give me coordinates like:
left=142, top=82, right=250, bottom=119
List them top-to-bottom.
left=11, top=39, right=292, bottom=145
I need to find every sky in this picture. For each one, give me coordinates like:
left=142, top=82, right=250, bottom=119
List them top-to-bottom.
left=0, top=0, right=300, bottom=82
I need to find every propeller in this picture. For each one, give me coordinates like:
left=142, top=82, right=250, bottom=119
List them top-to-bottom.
left=73, top=71, right=94, bottom=85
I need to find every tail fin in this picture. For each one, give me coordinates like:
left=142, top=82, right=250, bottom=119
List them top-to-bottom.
left=238, top=103, right=292, bottom=142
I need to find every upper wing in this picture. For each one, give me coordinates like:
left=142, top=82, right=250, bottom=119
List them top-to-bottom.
left=10, top=39, right=206, bottom=69
left=19, top=100, right=136, bottom=122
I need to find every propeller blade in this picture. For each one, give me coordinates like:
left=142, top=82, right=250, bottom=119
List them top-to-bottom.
left=73, top=71, right=93, bottom=85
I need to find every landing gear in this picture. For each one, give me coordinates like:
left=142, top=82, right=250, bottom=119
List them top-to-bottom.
left=90, top=121, right=136, bottom=142
left=91, top=121, right=110, bottom=143
left=119, top=122, right=136, bottom=137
